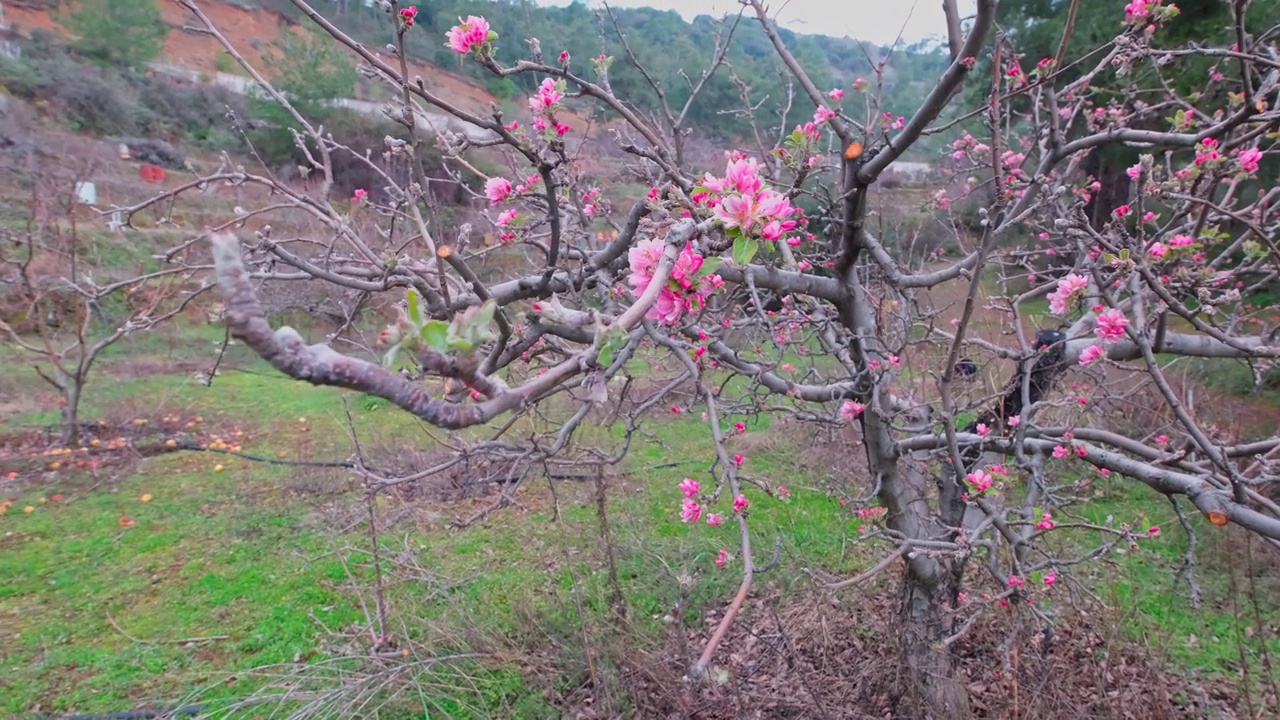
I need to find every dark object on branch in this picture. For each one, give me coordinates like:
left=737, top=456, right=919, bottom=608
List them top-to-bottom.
left=959, top=329, right=1067, bottom=471
left=954, top=357, right=977, bottom=380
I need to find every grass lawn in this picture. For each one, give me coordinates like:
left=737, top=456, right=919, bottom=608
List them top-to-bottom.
left=2, top=342, right=1278, bottom=716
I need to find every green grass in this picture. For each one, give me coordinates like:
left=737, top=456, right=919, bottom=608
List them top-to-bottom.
left=2, top=346, right=1278, bottom=715
left=0, top=356, right=864, bottom=715
left=1068, top=478, right=1280, bottom=676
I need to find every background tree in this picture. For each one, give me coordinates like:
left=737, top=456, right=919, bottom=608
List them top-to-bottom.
left=61, top=0, right=167, bottom=70
left=246, top=26, right=358, bottom=164
left=0, top=167, right=209, bottom=445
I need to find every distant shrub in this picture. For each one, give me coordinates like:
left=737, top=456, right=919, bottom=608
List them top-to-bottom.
left=0, top=37, right=246, bottom=151
left=0, top=52, right=138, bottom=135
left=486, top=76, right=520, bottom=100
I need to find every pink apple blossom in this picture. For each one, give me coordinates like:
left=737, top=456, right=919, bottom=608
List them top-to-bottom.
left=446, top=16, right=490, bottom=54
left=528, top=78, right=563, bottom=112
left=1239, top=147, right=1262, bottom=173
left=484, top=177, right=512, bottom=205
left=1048, top=273, right=1089, bottom=315
left=1095, top=308, right=1129, bottom=342
left=1079, top=344, right=1105, bottom=366
left=840, top=400, right=864, bottom=420
left=966, top=469, right=994, bottom=493
left=678, top=478, right=700, bottom=499
left=733, top=493, right=749, bottom=513
left=680, top=498, right=702, bottom=523
left=706, top=513, right=724, bottom=527
left=716, top=548, right=731, bottom=567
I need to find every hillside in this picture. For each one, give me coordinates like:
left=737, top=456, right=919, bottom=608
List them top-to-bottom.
left=1, top=0, right=505, bottom=115
left=2, top=0, right=952, bottom=142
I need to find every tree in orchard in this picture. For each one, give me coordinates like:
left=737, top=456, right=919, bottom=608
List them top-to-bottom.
left=63, top=0, right=167, bottom=70
left=154, top=0, right=1279, bottom=715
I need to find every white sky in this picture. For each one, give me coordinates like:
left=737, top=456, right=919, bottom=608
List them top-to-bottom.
left=536, top=0, right=980, bottom=46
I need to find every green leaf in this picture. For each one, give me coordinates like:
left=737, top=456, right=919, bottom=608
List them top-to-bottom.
left=732, top=237, right=759, bottom=266
left=1118, top=248, right=1131, bottom=261
left=699, top=257, right=724, bottom=276
left=406, top=289, right=423, bottom=325
left=474, top=299, right=497, bottom=328
left=421, top=320, right=449, bottom=351
left=596, top=325, right=628, bottom=368
left=446, top=335, right=473, bottom=352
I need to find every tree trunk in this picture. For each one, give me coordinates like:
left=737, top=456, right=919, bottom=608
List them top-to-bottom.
left=60, top=381, right=80, bottom=447
left=864, top=408, right=971, bottom=718
left=898, top=568, right=970, bottom=720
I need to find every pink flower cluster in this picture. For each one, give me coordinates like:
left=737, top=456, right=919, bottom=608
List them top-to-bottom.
left=1123, top=0, right=1179, bottom=27
left=1124, top=0, right=1156, bottom=23
left=446, top=16, right=491, bottom=54
left=528, top=78, right=563, bottom=112
left=950, top=133, right=991, bottom=161
left=1194, top=137, right=1222, bottom=166
left=1239, top=147, right=1262, bottom=174
left=700, top=155, right=800, bottom=242
left=484, top=177, right=512, bottom=205
left=627, top=238, right=723, bottom=325
left=1048, top=273, right=1089, bottom=315
left=1095, top=308, right=1129, bottom=342
left=1079, top=344, right=1105, bottom=366
left=840, top=399, right=864, bottom=421
left=966, top=469, right=994, bottom=493
left=673, top=478, right=755, bottom=536
left=679, top=478, right=702, bottom=523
